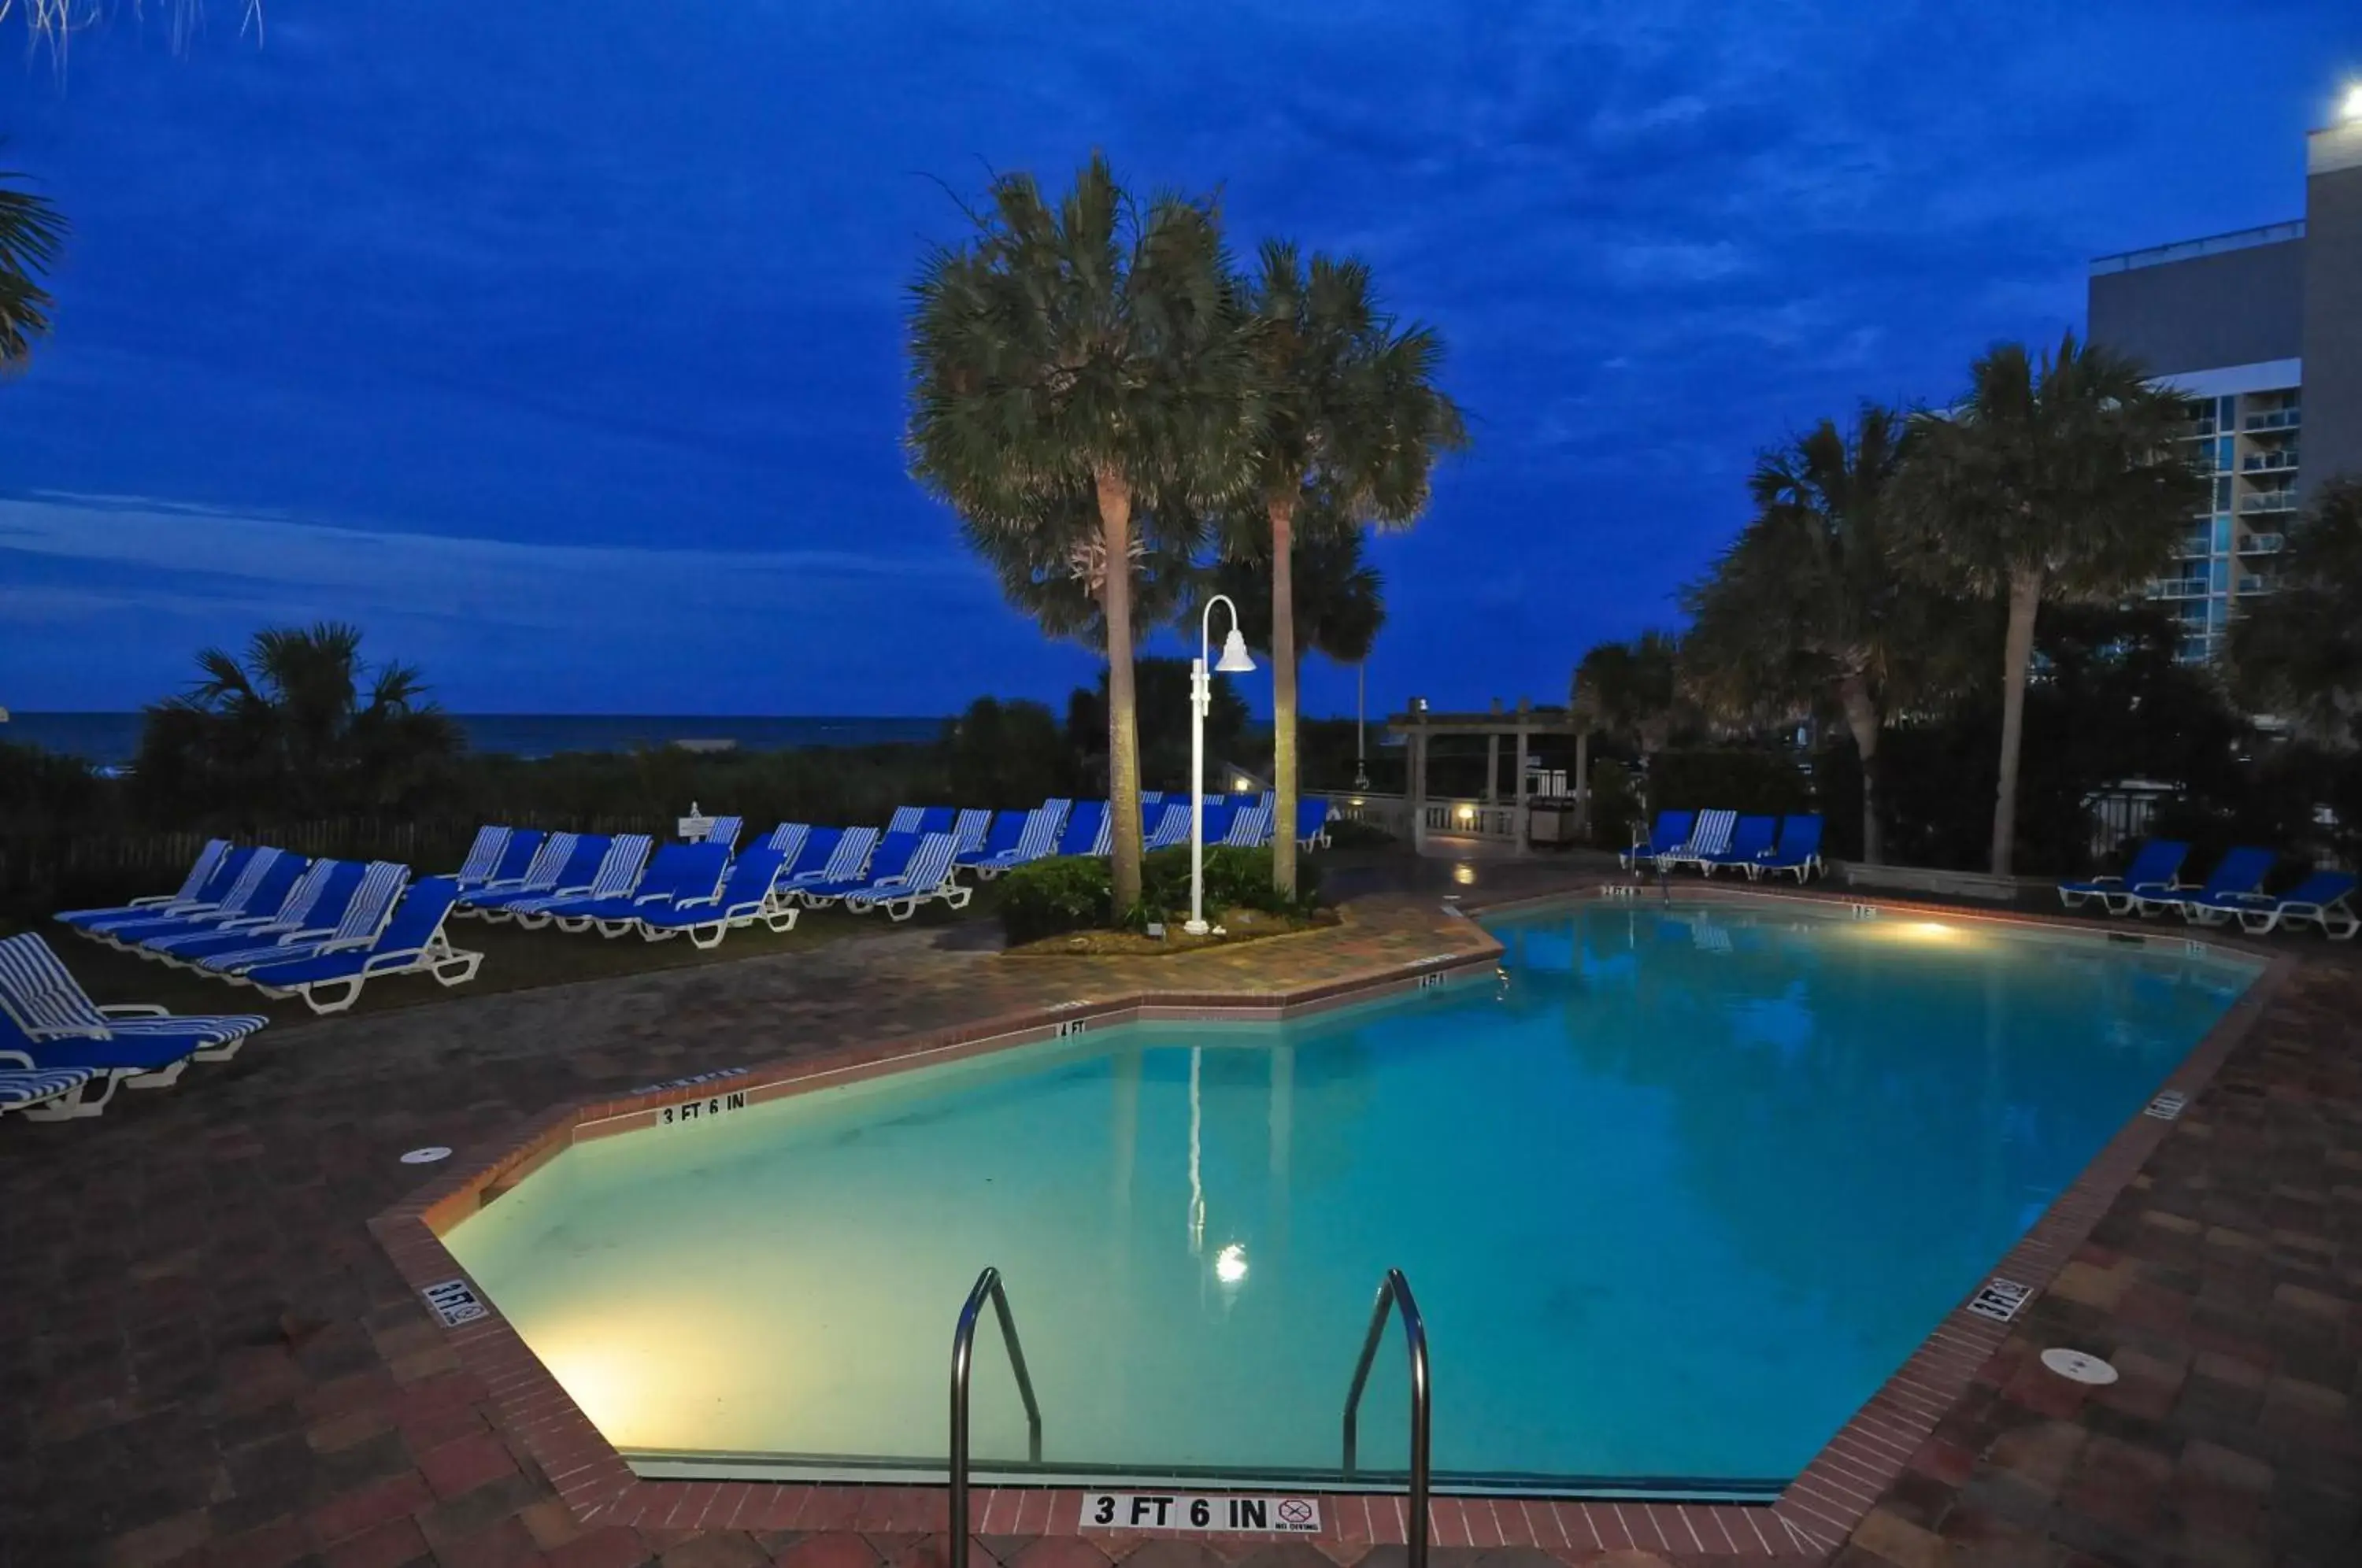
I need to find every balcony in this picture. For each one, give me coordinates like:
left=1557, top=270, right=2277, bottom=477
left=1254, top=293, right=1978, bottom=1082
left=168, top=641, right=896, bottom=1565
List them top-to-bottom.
left=2245, top=409, right=2301, bottom=433
left=2183, top=419, right=2219, bottom=438
left=2242, top=449, right=2300, bottom=473
left=2241, top=490, right=2298, bottom=514
left=2237, top=532, right=2284, bottom=554
left=2178, top=534, right=2214, bottom=559
left=2237, top=575, right=2271, bottom=596
left=2149, top=577, right=2211, bottom=601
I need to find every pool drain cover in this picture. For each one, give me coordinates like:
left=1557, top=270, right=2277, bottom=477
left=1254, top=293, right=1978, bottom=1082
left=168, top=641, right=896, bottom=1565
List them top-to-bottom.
left=401, top=1146, right=453, bottom=1165
left=2040, top=1348, right=2119, bottom=1385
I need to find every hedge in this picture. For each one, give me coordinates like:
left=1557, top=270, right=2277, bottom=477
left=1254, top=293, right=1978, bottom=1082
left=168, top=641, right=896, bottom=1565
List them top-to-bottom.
left=998, top=845, right=1321, bottom=945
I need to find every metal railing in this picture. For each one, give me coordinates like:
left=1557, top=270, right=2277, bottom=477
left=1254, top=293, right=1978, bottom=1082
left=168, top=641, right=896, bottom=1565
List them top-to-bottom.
left=2244, top=409, right=2301, bottom=432
left=2242, top=449, right=2300, bottom=472
left=2241, top=491, right=2297, bottom=513
left=950, top=1267, right=1043, bottom=1568
left=1341, top=1268, right=1431, bottom=1568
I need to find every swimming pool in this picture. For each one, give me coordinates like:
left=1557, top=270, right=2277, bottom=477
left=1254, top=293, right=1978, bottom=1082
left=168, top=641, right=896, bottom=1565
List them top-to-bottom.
left=442, top=899, right=2256, bottom=1496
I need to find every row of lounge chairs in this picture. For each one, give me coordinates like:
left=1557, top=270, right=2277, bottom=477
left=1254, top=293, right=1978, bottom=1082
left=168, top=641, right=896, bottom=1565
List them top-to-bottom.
left=1621, top=810, right=1825, bottom=883
left=54, top=841, right=484, bottom=1014
left=2058, top=841, right=2357, bottom=938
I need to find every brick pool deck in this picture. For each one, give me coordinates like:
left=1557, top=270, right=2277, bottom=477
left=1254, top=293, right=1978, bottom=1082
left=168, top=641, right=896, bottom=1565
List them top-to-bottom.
left=2, top=860, right=2356, bottom=1567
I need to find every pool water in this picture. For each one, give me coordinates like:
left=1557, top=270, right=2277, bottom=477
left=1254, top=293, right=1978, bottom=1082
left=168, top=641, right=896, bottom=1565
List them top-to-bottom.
left=444, top=900, right=2256, bottom=1493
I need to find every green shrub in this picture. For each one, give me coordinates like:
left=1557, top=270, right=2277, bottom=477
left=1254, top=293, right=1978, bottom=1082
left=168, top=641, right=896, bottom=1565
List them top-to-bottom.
left=1646, top=748, right=1813, bottom=817
left=1586, top=759, right=1640, bottom=848
left=999, top=844, right=1323, bottom=944
left=998, top=855, right=1114, bottom=944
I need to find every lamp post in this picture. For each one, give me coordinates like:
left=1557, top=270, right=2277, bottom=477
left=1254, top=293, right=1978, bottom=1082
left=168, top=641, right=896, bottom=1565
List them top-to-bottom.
left=1189, top=594, right=1257, bottom=936
left=1353, top=661, right=1370, bottom=791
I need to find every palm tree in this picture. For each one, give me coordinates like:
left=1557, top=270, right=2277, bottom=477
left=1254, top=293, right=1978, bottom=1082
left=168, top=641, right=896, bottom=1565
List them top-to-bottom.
left=908, top=155, right=1249, bottom=909
left=1, top=158, right=67, bottom=369
left=1233, top=242, right=1465, bottom=896
left=1894, top=333, right=2203, bottom=875
left=1683, top=409, right=1927, bottom=864
left=2228, top=477, right=2362, bottom=737
left=1202, top=519, right=1386, bottom=796
left=138, top=622, right=462, bottom=821
left=1572, top=631, right=1683, bottom=758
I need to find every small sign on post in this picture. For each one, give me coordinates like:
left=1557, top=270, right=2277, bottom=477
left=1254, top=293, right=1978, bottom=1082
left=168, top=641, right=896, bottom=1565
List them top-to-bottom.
left=676, top=800, right=715, bottom=841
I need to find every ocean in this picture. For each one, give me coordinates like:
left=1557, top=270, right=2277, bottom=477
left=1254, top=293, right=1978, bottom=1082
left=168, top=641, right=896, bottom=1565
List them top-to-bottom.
left=0, top=712, right=950, bottom=767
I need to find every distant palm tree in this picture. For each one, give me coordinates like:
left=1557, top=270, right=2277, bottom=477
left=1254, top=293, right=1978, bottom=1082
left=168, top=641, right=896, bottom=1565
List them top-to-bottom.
left=908, top=154, right=1250, bottom=908
left=0, top=158, right=67, bottom=369
left=1233, top=243, right=1465, bottom=895
left=1895, top=333, right=2202, bottom=875
left=1683, top=409, right=1933, bottom=864
left=2228, top=477, right=2362, bottom=736
left=1204, top=516, right=1387, bottom=729
left=139, top=622, right=462, bottom=819
left=1572, top=631, right=1683, bottom=760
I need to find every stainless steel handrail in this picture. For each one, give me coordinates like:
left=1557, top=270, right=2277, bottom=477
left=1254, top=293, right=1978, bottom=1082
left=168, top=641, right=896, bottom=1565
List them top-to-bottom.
left=950, top=1267, right=1043, bottom=1568
left=1341, top=1267, right=1431, bottom=1568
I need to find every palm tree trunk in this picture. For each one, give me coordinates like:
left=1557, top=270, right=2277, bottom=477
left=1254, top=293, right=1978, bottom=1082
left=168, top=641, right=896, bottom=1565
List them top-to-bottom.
left=1096, top=468, right=1146, bottom=912
left=1268, top=495, right=1299, bottom=899
left=1990, top=566, right=2043, bottom=878
left=1836, top=671, right=1883, bottom=866
left=1573, top=727, right=1590, bottom=834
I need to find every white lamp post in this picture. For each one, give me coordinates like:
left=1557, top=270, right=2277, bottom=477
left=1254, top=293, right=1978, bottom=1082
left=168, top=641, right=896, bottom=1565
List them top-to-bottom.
left=1189, top=594, right=1257, bottom=936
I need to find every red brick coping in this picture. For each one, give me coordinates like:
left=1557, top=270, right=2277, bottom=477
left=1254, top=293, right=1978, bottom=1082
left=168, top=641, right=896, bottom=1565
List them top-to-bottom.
left=369, top=888, right=2291, bottom=1562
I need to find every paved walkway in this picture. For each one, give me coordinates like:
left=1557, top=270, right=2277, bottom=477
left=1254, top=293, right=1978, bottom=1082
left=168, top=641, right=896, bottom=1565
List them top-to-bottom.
left=2, top=859, right=2356, bottom=1567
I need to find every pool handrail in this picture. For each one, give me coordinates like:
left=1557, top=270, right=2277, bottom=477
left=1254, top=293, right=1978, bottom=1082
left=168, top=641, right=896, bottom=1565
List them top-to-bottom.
left=950, top=1266, right=1043, bottom=1568
left=1342, top=1267, right=1431, bottom=1568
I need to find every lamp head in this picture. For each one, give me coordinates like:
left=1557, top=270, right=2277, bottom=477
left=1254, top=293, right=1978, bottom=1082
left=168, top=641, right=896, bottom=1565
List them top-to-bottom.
left=1215, top=628, right=1256, bottom=674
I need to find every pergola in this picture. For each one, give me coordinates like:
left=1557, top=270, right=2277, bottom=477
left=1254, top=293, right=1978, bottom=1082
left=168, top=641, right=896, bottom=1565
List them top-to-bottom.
left=1386, top=697, right=1586, bottom=852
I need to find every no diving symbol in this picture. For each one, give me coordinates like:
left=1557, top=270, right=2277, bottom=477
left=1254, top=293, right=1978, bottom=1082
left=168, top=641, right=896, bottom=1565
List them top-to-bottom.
left=1275, top=1500, right=1315, bottom=1529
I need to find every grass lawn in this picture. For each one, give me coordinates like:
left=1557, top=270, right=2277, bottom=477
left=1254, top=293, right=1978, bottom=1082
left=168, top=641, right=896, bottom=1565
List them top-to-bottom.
left=7, top=882, right=1006, bottom=1029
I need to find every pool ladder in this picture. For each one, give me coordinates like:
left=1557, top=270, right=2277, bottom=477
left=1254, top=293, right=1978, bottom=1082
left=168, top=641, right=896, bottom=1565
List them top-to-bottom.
left=947, top=1265, right=1432, bottom=1568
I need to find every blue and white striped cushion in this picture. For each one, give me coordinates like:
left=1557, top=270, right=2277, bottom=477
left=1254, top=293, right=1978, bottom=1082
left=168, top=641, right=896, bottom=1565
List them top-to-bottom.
left=1224, top=799, right=1274, bottom=847
left=1146, top=802, right=1190, bottom=849
left=1013, top=805, right=1064, bottom=860
left=887, top=807, right=924, bottom=835
left=952, top=809, right=993, bottom=853
left=702, top=816, right=743, bottom=849
left=764, top=823, right=812, bottom=871
left=455, top=827, right=510, bottom=882
left=807, top=827, right=876, bottom=883
left=851, top=833, right=957, bottom=905
left=171, top=840, right=232, bottom=903
left=328, top=862, right=412, bottom=947
left=0, top=933, right=114, bottom=1037
left=105, top=1013, right=270, bottom=1045
left=0, top=1066, right=94, bottom=1109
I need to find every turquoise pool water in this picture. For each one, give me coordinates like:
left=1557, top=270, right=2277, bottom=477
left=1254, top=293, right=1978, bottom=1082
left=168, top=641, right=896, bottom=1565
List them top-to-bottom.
left=443, top=900, right=2256, bottom=1494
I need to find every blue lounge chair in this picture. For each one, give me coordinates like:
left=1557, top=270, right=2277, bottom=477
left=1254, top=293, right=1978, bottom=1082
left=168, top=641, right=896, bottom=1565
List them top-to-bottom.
left=1190, top=797, right=1237, bottom=849
left=1224, top=797, right=1275, bottom=848
left=1298, top=797, right=1332, bottom=849
left=1054, top=801, right=1113, bottom=857
left=1145, top=801, right=1190, bottom=851
left=887, top=806, right=926, bottom=834
left=962, top=806, right=1065, bottom=878
left=951, top=809, right=994, bottom=855
left=960, top=810, right=1028, bottom=867
left=1659, top=810, right=1738, bottom=875
left=1620, top=811, right=1695, bottom=872
left=698, top=815, right=744, bottom=850
left=1701, top=815, right=1779, bottom=878
left=1752, top=815, right=1824, bottom=883
left=761, top=823, right=813, bottom=868
left=447, top=827, right=512, bottom=889
left=779, top=827, right=877, bottom=898
left=463, top=829, right=548, bottom=892
left=454, top=831, right=576, bottom=914
left=800, top=831, right=920, bottom=907
left=843, top=832, right=972, bottom=920
left=465, top=834, right=610, bottom=922
left=508, top=834, right=653, bottom=928
left=55, top=838, right=235, bottom=930
left=2058, top=840, right=2190, bottom=913
left=546, top=842, right=731, bottom=936
left=65, top=845, right=261, bottom=936
left=637, top=846, right=796, bottom=948
left=2133, top=847, right=2275, bottom=920
left=91, top=850, right=309, bottom=950
left=143, top=859, right=364, bottom=964
left=197, top=862, right=413, bottom=978
left=2230, top=871, right=2360, bottom=938
left=242, top=878, right=483, bottom=1015
left=0, top=931, right=270, bottom=1096
left=2, top=1015, right=210, bottom=1119
left=0, top=1064, right=99, bottom=1119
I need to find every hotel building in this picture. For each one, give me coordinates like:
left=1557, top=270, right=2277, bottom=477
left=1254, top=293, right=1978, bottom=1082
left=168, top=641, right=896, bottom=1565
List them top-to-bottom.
left=2087, top=98, right=2361, bottom=664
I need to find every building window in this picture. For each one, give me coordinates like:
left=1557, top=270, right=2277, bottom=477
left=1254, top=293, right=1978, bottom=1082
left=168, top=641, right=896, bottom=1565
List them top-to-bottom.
left=2213, top=517, right=2232, bottom=551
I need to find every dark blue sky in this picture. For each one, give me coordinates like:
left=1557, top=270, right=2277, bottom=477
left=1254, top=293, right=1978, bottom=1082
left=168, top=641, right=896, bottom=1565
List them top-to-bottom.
left=2, top=2, right=2356, bottom=716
